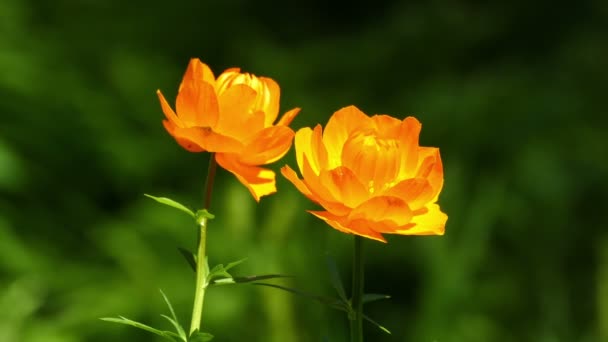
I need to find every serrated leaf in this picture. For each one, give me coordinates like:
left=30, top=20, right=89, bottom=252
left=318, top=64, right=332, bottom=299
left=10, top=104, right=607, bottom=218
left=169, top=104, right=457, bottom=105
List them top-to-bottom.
left=145, top=194, right=195, bottom=218
left=178, top=247, right=197, bottom=272
left=326, top=255, right=348, bottom=303
left=209, top=274, right=292, bottom=286
left=252, top=283, right=347, bottom=312
left=160, top=290, right=187, bottom=341
left=362, top=293, right=391, bottom=304
left=363, top=314, right=391, bottom=334
left=100, top=316, right=179, bottom=341
left=189, top=331, right=214, bottom=342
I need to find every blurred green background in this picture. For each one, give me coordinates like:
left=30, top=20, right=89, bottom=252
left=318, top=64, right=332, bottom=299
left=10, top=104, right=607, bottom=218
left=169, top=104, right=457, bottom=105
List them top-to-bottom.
left=1, top=0, right=607, bottom=341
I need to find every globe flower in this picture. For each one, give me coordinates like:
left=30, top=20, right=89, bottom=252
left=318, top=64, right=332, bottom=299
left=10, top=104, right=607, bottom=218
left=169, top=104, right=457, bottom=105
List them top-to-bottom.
left=157, top=58, right=300, bottom=201
left=281, top=105, right=447, bottom=242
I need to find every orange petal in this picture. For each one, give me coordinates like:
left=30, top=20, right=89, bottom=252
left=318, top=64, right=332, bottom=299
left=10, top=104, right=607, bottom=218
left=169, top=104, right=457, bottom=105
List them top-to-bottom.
left=180, top=58, right=216, bottom=91
left=259, top=77, right=280, bottom=126
left=176, top=80, right=220, bottom=128
left=215, top=84, right=258, bottom=138
left=157, top=90, right=183, bottom=128
left=323, top=105, right=372, bottom=168
left=277, top=107, right=301, bottom=127
left=371, top=114, right=402, bottom=138
left=397, top=117, right=422, bottom=179
left=163, top=120, right=205, bottom=152
left=164, top=123, right=243, bottom=153
left=239, top=125, right=295, bottom=165
left=295, top=125, right=328, bottom=175
left=415, top=147, right=443, bottom=202
left=216, top=153, right=277, bottom=202
left=300, top=156, right=351, bottom=216
left=280, top=165, right=315, bottom=200
left=318, top=166, right=368, bottom=208
left=383, top=178, right=434, bottom=210
left=348, top=196, right=413, bottom=228
left=395, top=203, right=447, bottom=235
left=308, top=210, right=386, bottom=242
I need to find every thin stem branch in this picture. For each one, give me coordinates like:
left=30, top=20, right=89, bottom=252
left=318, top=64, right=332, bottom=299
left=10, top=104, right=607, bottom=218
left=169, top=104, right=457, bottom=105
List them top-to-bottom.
left=189, top=154, right=217, bottom=335
left=350, top=235, right=365, bottom=342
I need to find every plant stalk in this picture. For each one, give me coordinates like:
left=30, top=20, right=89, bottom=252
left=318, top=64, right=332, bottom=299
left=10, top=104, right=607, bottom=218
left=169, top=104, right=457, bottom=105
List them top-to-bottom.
left=189, top=154, right=217, bottom=335
left=350, top=235, right=364, bottom=342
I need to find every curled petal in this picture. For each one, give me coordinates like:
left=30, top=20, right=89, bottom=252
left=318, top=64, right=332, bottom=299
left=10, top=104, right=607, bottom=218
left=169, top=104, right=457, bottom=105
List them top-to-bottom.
left=260, top=77, right=281, bottom=126
left=157, top=90, right=183, bottom=128
left=277, top=107, right=301, bottom=127
left=371, top=114, right=402, bottom=138
left=162, top=120, right=204, bottom=152
left=163, top=121, right=243, bottom=153
left=239, top=125, right=295, bottom=165
left=295, top=125, right=328, bottom=175
left=415, top=147, right=444, bottom=202
left=216, top=153, right=277, bottom=202
left=301, top=157, right=351, bottom=216
left=281, top=165, right=315, bottom=200
left=318, top=166, right=368, bottom=208
left=384, top=178, right=434, bottom=210
left=348, top=196, right=413, bottom=228
left=395, top=203, right=447, bottom=235
left=308, top=210, right=386, bottom=242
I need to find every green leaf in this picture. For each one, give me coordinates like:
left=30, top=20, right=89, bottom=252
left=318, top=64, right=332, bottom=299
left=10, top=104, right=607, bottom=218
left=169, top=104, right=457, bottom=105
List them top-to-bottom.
left=145, top=194, right=195, bottom=218
left=178, top=247, right=197, bottom=272
left=326, top=255, right=348, bottom=303
left=224, top=257, right=247, bottom=272
left=210, top=274, right=292, bottom=286
left=252, top=283, right=347, bottom=312
left=160, top=290, right=187, bottom=341
left=362, top=293, right=391, bottom=304
left=363, top=314, right=391, bottom=334
left=100, top=316, right=179, bottom=341
left=189, top=331, right=214, bottom=342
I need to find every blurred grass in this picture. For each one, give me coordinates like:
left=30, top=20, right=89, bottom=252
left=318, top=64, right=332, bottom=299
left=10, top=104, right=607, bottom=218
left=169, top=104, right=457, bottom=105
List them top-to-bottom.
left=1, top=0, right=607, bottom=341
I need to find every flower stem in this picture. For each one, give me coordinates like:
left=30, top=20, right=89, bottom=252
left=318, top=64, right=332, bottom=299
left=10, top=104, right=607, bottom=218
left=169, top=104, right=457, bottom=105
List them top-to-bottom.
left=189, top=154, right=217, bottom=335
left=350, top=235, right=364, bottom=342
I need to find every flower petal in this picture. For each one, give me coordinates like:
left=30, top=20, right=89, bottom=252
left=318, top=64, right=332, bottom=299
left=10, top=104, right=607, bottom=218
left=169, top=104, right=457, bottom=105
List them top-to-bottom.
left=180, top=58, right=216, bottom=91
left=260, top=76, right=281, bottom=126
left=175, top=80, right=220, bottom=128
left=215, top=83, right=258, bottom=138
left=157, top=90, right=183, bottom=128
left=323, top=105, right=372, bottom=168
left=277, top=107, right=301, bottom=127
left=371, top=114, right=402, bottom=138
left=397, top=117, right=422, bottom=179
left=162, top=120, right=204, bottom=152
left=163, top=122, right=243, bottom=153
left=239, top=125, right=295, bottom=165
left=295, top=125, right=328, bottom=175
left=415, top=147, right=443, bottom=202
left=216, top=153, right=277, bottom=202
left=300, top=156, right=351, bottom=216
left=281, top=165, right=315, bottom=200
left=318, top=166, right=368, bottom=208
left=383, top=178, right=435, bottom=210
left=348, top=196, right=413, bottom=228
left=395, top=203, right=447, bottom=235
left=308, top=210, right=386, bottom=242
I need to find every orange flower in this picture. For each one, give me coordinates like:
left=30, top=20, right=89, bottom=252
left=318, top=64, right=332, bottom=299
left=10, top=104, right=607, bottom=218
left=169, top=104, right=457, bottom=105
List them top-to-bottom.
left=157, top=58, right=300, bottom=201
left=281, top=105, right=447, bottom=242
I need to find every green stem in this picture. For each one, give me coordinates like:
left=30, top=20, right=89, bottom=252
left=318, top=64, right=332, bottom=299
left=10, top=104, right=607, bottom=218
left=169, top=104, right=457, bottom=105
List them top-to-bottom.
left=189, top=154, right=217, bottom=335
left=350, top=235, right=364, bottom=342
